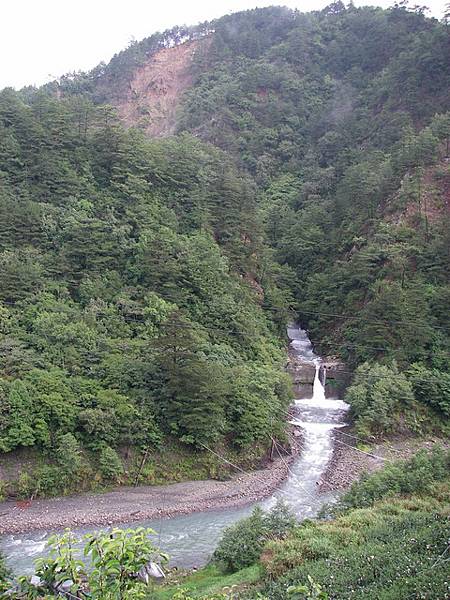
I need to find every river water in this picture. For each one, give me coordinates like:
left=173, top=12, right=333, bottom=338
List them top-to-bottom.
left=1, top=325, right=349, bottom=575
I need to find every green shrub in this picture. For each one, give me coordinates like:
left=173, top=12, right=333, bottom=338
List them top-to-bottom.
left=345, top=362, right=415, bottom=437
left=407, top=363, right=450, bottom=416
left=55, top=433, right=83, bottom=476
left=98, top=445, right=124, bottom=482
left=334, top=446, right=450, bottom=513
left=33, top=464, right=65, bottom=497
left=16, top=471, right=35, bottom=500
left=0, top=479, right=8, bottom=501
left=213, top=502, right=296, bottom=573
left=261, top=503, right=450, bottom=600
left=18, top=527, right=168, bottom=599
left=0, top=551, right=10, bottom=591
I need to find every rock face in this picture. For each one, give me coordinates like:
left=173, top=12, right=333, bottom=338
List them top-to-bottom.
left=114, top=38, right=210, bottom=137
left=287, top=352, right=349, bottom=397
left=288, top=359, right=316, bottom=385
left=323, top=360, right=350, bottom=397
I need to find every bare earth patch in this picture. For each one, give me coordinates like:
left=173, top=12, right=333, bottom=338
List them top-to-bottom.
left=114, top=38, right=210, bottom=137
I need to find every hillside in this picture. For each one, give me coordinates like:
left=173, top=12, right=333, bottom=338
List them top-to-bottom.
left=0, top=0, right=449, bottom=508
left=46, top=2, right=450, bottom=433
left=1, top=3, right=450, bottom=599
left=114, top=38, right=209, bottom=137
left=0, top=89, right=293, bottom=498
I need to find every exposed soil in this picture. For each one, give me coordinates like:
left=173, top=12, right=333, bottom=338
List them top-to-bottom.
left=114, top=38, right=209, bottom=137
left=388, top=157, right=450, bottom=228
left=0, top=433, right=303, bottom=535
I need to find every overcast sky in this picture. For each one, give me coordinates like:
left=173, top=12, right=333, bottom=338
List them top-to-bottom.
left=1, top=0, right=446, bottom=89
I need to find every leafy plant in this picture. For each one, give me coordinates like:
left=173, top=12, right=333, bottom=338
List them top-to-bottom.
left=213, top=502, right=296, bottom=573
left=20, top=527, right=168, bottom=599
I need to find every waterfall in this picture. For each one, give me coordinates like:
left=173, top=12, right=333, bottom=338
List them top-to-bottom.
left=312, top=363, right=326, bottom=403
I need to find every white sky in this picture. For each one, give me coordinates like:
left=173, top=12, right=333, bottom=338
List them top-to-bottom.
left=0, top=0, right=447, bottom=89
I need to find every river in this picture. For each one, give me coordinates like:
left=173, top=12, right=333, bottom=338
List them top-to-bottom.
left=0, top=324, right=349, bottom=575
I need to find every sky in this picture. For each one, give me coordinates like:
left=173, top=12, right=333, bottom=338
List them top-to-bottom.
left=0, top=0, right=447, bottom=89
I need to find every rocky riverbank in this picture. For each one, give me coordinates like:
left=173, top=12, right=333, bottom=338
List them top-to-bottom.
left=318, top=427, right=449, bottom=492
left=0, top=433, right=303, bottom=535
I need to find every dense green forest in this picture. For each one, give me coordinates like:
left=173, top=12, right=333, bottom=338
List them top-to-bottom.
left=1, top=2, right=449, bottom=498
left=1, top=3, right=450, bottom=599
left=0, top=92, right=293, bottom=496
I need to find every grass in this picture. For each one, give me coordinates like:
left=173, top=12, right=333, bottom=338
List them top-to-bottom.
left=260, top=484, right=450, bottom=599
left=153, top=564, right=261, bottom=599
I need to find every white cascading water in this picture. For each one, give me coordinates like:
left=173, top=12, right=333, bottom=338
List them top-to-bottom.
left=1, top=324, right=348, bottom=574
left=266, top=333, right=349, bottom=513
left=313, top=362, right=326, bottom=402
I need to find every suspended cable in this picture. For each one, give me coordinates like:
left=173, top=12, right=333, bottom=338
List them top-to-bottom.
left=334, top=430, right=404, bottom=453
left=333, top=438, right=393, bottom=462
left=198, top=442, right=303, bottom=504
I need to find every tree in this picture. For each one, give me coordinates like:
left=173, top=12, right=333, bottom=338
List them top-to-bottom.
left=346, top=362, right=415, bottom=436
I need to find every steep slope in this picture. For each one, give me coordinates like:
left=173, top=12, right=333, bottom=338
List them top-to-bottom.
left=114, top=38, right=209, bottom=137
left=0, top=89, right=293, bottom=498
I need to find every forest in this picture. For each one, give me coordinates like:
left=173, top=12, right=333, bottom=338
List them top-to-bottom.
left=0, top=2, right=449, bottom=597
left=0, top=91, right=295, bottom=496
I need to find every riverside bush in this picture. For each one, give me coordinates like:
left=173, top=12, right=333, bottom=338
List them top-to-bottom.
left=407, top=363, right=450, bottom=416
left=333, top=446, right=450, bottom=513
left=213, top=502, right=296, bottom=573
left=16, top=527, right=168, bottom=599
left=0, top=552, right=10, bottom=594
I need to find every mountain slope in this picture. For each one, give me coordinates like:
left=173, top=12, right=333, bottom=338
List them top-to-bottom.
left=1, top=3, right=449, bottom=499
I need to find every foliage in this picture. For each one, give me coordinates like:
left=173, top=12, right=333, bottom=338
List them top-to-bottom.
left=1, top=1, right=450, bottom=496
left=0, top=87, right=292, bottom=495
left=345, top=361, right=415, bottom=436
left=345, top=361, right=450, bottom=437
left=407, top=362, right=450, bottom=416
left=98, top=445, right=124, bottom=482
left=331, top=445, right=450, bottom=513
left=152, top=456, right=450, bottom=599
left=260, top=485, right=450, bottom=599
left=213, top=502, right=296, bottom=573
left=17, top=527, right=167, bottom=599
left=0, top=552, right=11, bottom=595
left=287, top=576, right=328, bottom=600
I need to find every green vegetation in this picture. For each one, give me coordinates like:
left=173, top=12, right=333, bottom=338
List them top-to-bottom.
left=2, top=2, right=448, bottom=495
left=173, top=3, right=450, bottom=409
left=1, top=7, right=450, bottom=599
left=0, top=89, right=293, bottom=496
left=346, top=361, right=450, bottom=438
left=329, top=445, right=450, bottom=512
left=151, top=449, right=450, bottom=599
left=3, top=451, right=449, bottom=598
left=260, top=486, right=450, bottom=599
left=212, top=502, right=296, bottom=572
left=11, top=528, right=167, bottom=599
left=0, top=553, right=10, bottom=595
left=155, top=565, right=261, bottom=600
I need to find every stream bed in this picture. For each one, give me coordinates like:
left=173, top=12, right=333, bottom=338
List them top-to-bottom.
left=1, top=325, right=349, bottom=575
